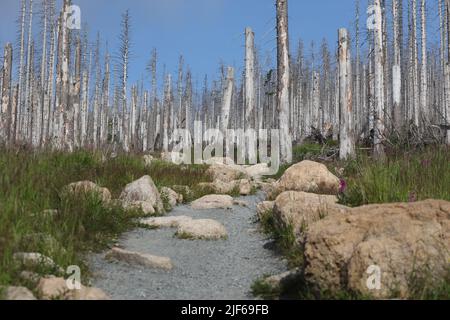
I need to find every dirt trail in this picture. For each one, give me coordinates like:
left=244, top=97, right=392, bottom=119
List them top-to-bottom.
left=89, top=193, right=287, bottom=300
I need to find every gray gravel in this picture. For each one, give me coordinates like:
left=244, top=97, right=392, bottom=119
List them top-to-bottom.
left=88, top=193, right=287, bottom=300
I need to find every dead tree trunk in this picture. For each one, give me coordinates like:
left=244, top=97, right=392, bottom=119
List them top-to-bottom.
left=17, top=0, right=26, bottom=142
left=276, top=0, right=292, bottom=163
left=374, top=0, right=386, bottom=159
left=392, top=0, right=403, bottom=131
left=420, top=0, right=428, bottom=127
left=338, top=29, right=355, bottom=160
left=1, top=44, right=13, bottom=142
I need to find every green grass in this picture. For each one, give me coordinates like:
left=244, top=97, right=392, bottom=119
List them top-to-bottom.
left=338, top=146, right=450, bottom=207
left=0, top=148, right=212, bottom=289
left=259, top=209, right=303, bottom=270
left=251, top=277, right=281, bottom=300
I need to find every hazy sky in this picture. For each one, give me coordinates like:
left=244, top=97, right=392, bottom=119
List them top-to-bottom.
left=0, top=0, right=439, bottom=87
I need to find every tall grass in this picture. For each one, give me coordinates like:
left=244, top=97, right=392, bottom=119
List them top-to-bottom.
left=339, top=146, right=450, bottom=207
left=0, top=148, right=211, bottom=288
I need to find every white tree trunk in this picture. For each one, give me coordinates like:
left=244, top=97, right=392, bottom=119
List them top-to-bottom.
left=276, top=0, right=292, bottom=164
left=374, top=0, right=386, bottom=159
left=392, top=0, right=403, bottom=131
left=420, top=0, right=428, bottom=125
left=338, top=28, right=355, bottom=160
left=1, top=44, right=13, bottom=142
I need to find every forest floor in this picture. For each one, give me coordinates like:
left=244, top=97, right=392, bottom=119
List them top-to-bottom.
left=0, top=144, right=448, bottom=299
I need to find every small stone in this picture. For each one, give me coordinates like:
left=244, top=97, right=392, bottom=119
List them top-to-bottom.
left=140, top=216, right=192, bottom=228
left=176, top=219, right=228, bottom=240
left=106, top=247, right=173, bottom=270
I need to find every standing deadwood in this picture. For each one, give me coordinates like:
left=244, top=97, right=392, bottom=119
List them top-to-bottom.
left=17, top=0, right=27, bottom=141
left=24, top=0, right=34, bottom=142
left=54, top=0, right=70, bottom=150
left=61, top=0, right=72, bottom=151
left=276, top=0, right=292, bottom=163
left=354, top=0, right=361, bottom=136
left=373, top=0, right=386, bottom=159
left=392, top=0, right=403, bottom=131
left=412, top=0, right=420, bottom=127
left=420, top=0, right=428, bottom=126
left=440, top=0, right=447, bottom=130
left=446, top=0, right=450, bottom=144
left=120, top=10, right=131, bottom=152
left=43, top=20, right=56, bottom=146
left=244, top=27, right=256, bottom=162
left=245, top=27, right=256, bottom=129
left=338, top=29, right=355, bottom=160
left=92, top=34, right=101, bottom=148
left=71, top=38, right=81, bottom=148
left=1, top=44, right=13, bottom=142
left=148, top=49, right=158, bottom=150
left=101, top=53, right=110, bottom=146
left=176, top=55, right=184, bottom=129
left=221, top=67, right=234, bottom=134
left=80, top=68, right=89, bottom=146
left=184, top=68, right=193, bottom=137
left=311, top=71, right=320, bottom=131
left=162, top=74, right=172, bottom=152
left=10, top=85, right=19, bottom=144
left=130, top=86, right=137, bottom=148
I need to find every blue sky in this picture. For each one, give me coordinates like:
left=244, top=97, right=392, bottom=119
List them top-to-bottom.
left=0, top=0, right=439, bottom=88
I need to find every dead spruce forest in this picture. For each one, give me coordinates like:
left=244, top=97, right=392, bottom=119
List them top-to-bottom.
left=0, top=0, right=449, bottom=301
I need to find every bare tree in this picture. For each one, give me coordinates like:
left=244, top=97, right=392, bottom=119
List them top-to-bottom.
left=276, top=0, right=292, bottom=163
left=374, top=0, right=386, bottom=159
left=338, top=28, right=355, bottom=160
left=1, top=44, right=13, bottom=142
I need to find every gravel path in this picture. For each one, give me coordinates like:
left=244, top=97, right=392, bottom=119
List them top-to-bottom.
left=89, top=193, right=287, bottom=300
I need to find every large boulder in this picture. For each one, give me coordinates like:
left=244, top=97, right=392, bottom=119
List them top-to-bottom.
left=277, top=161, right=340, bottom=195
left=119, top=176, right=164, bottom=214
left=65, top=181, right=111, bottom=204
left=273, top=191, right=347, bottom=239
left=191, top=195, right=234, bottom=210
left=303, top=199, right=450, bottom=299
left=176, top=219, right=228, bottom=240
